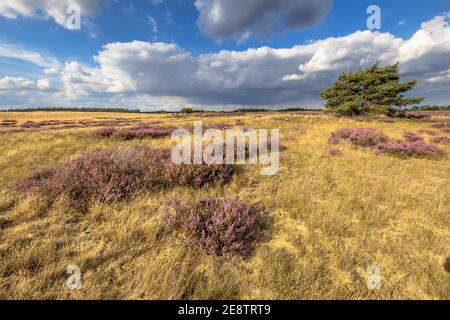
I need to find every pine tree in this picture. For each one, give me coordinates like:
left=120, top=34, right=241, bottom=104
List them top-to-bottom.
left=321, top=63, right=424, bottom=117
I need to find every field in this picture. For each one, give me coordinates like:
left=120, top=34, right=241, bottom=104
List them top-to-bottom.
left=0, top=111, right=449, bottom=300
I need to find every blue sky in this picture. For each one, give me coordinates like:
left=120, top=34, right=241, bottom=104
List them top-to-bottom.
left=0, top=0, right=449, bottom=110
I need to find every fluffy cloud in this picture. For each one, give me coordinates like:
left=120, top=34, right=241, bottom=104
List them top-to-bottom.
left=0, top=0, right=103, bottom=28
left=195, top=0, right=332, bottom=42
left=3, top=14, right=450, bottom=109
left=56, top=14, right=450, bottom=108
left=398, top=14, right=450, bottom=75
left=61, top=42, right=198, bottom=100
left=0, top=76, right=53, bottom=91
left=0, top=76, right=64, bottom=107
left=0, top=76, right=36, bottom=91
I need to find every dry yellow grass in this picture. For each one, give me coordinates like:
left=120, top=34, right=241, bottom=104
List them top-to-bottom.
left=0, top=111, right=449, bottom=300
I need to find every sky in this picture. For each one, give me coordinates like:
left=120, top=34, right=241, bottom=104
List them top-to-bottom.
left=0, top=0, right=449, bottom=111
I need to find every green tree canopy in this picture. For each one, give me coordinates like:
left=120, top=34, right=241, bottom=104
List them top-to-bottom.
left=321, top=63, right=424, bottom=116
left=180, top=107, right=194, bottom=114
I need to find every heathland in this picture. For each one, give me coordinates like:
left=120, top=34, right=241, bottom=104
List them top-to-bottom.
left=0, top=110, right=449, bottom=299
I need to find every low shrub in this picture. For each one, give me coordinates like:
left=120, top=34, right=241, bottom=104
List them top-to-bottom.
left=406, top=113, right=432, bottom=121
left=381, top=116, right=395, bottom=123
left=1, top=119, right=18, bottom=127
left=21, top=121, right=42, bottom=129
left=431, top=122, right=450, bottom=129
left=431, top=122, right=450, bottom=134
left=213, top=123, right=233, bottom=130
left=93, top=124, right=176, bottom=140
left=132, top=126, right=177, bottom=138
left=90, top=127, right=117, bottom=138
left=329, top=127, right=445, bottom=158
left=329, top=128, right=389, bottom=147
left=0, top=129, right=26, bottom=135
left=112, top=130, right=139, bottom=140
left=404, top=131, right=424, bottom=142
left=210, top=135, right=284, bottom=162
left=430, top=136, right=450, bottom=144
left=374, top=140, right=442, bottom=158
left=17, top=146, right=236, bottom=211
left=17, top=147, right=170, bottom=210
left=328, top=147, right=343, bottom=156
left=167, top=163, right=235, bottom=188
left=16, top=167, right=58, bottom=193
left=163, top=196, right=259, bottom=257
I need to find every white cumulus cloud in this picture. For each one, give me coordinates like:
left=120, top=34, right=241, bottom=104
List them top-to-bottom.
left=0, top=0, right=104, bottom=29
left=2, top=14, right=450, bottom=108
left=57, top=14, right=450, bottom=108
left=0, top=76, right=54, bottom=91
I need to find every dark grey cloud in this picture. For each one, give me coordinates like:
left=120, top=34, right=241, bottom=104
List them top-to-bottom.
left=195, top=0, right=333, bottom=42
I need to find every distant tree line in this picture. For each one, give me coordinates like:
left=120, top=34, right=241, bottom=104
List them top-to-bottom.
left=409, top=105, right=450, bottom=111
left=1, top=106, right=320, bottom=114
left=2, top=107, right=142, bottom=113
left=180, top=107, right=320, bottom=113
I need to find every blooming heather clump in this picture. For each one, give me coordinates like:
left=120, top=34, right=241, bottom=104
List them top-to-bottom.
left=406, top=113, right=432, bottom=121
left=381, top=116, right=395, bottom=123
left=1, top=120, right=17, bottom=127
left=21, top=121, right=42, bottom=129
left=431, top=122, right=450, bottom=129
left=431, top=122, right=450, bottom=134
left=182, top=123, right=237, bottom=133
left=213, top=123, right=233, bottom=130
left=93, top=124, right=177, bottom=140
left=131, top=126, right=177, bottom=139
left=90, top=127, right=117, bottom=138
left=328, top=127, right=445, bottom=158
left=329, top=128, right=388, bottom=147
left=0, top=129, right=26, bottom=135
left=111, top=130, right=140, bottom=140
left=403, top=131, right=424, bottom=142
left=328, top=134, right=341, bottom=145
left=430, top=136, right=450, bottom=144
left=374, top=140, right=442, bottom=158
left=16, top=146, right=237, bottom=211
left=17, top=147, right=171, bottom=210
left=328, top=147, right=343, bottom=156
left=167, top=163, right=235, bottom=188
left=16, top=167, right=58, bottom=193
left=163, top=196, right=259, bottom=257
